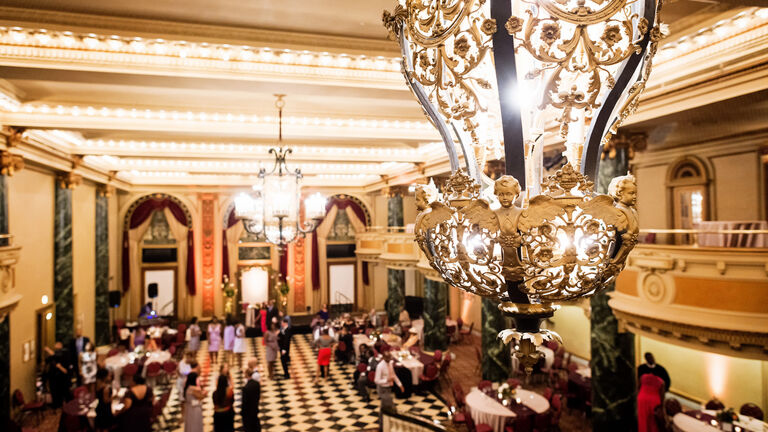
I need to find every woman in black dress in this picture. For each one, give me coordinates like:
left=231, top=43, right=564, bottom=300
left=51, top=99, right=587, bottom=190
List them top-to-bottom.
left=94, top=368, right=115, bottom=432
left=117, top=373, right=154, bottom=432
left=212, top=375, right=234, bottom=432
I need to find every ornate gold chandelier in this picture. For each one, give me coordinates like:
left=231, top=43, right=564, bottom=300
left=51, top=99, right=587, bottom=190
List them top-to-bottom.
left=385, top=0, right=662, bottom=373
left=234, top=95, right=327, bottom=251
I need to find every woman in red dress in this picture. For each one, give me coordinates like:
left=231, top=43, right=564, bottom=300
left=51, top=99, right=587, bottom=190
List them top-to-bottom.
left=259, top=302, right=268, bottom=346
left=314, top=328, right=335, bottom=383
left=637, top=372, right=665, bottom=432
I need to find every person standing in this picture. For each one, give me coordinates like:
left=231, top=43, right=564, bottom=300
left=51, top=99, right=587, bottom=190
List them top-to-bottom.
left=266, top=300, right=279, bottom=325
left=187, top=317, right=201, bottom=353
left=208, top=317, right=222, bottom=364
left=223, top=317, right=236, bottom=365
left=277, top=319, right=292, bottom=379
left=233, top=321, right=247, bottom=367
left=264, top=323, right=279, bottom=380
left=69, top=327, right=90, bottom=384
left=314, top=328, right=335, bottom=383
left=45, top=342, right=71, bottom=408
left=79, top=342, right=98, bottom=392
left=374, top=346, right=404, bottom=417
left=638, top=352, right=671, bottom=392
left=177, top=353, right=195, bottom=403
left=241, top=359, right=262, bottom=432
left=94, top=368, right=115, bottom=432
left=183, top=371, right=205, bottom=432
left=637, top=372, right=665, bottom=432
left=118, top=374, right=154, bottom=432
left=212, top=375, right=235, bottom=432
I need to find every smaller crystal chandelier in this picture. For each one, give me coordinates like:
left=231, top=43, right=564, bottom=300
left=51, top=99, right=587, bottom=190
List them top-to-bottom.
left=234, top=95, right=326, bottom=251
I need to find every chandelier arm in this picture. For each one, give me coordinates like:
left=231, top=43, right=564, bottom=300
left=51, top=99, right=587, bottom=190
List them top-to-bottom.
left=489, top=0, right=527, bottom=190
left=581, top=0, right=657, bottom=184
left=397, top=25, right=461, bottom=173
left=450, top=123, right=482, bottom=184
left=296, top=219, right=318, bottom=234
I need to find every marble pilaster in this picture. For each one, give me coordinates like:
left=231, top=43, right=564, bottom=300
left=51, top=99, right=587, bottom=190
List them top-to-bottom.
left=591, top=147, right=636, bottom=431
left=0, top=175, right=8, bottom=420
left=54, top=184, right=74, bottom=345
left=94, top=194, right=110, bottom=346
left=387, top=194, right=404, bottom=227
left=386, top=269, right=405, bottom=327
left=423, top=278, right=447, bottom=352
left=482, top=298, right=510, bottom=381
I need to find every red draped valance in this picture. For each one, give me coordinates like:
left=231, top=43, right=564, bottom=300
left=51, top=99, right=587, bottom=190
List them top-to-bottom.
left=122, top=197, right=196, bottom=295
left=222, top=208, right=239, bottom=282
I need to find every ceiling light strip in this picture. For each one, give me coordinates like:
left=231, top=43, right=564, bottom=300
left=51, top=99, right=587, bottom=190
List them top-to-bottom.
left=0, top=26, right=401, bottom=74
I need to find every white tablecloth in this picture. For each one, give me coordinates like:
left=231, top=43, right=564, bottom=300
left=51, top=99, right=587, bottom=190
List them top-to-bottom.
left=410, top=318, right=458, bottom=345
left=313, top=327, right=336, bottom=341
left=512, top=346, right=555, bottom=372
left=104, top=350, right=171, bottom=389
left=394, top=352, right=423, bottom=385
left=576, top=367, right=591, bottom=379
left=465, top=387, right=550, bottom=432
left=465, top=388, right=516, bottom=432
left=672, top=413, right=721, bottom=432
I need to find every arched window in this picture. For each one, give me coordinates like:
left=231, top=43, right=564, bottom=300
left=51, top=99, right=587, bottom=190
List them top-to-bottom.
left=667, top=157, right=710, bottom=244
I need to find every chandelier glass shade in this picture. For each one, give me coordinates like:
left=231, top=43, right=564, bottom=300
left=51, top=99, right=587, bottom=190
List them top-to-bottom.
left=385, top=0, right=661, bottom=372
left=234, top=96, right=326, bottom=250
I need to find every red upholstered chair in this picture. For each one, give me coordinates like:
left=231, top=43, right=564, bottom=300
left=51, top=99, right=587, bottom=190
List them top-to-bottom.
left=456, top=318, right=464, bottom=332
left=459, top=322, right=474, bottom=343
left=446, top=324, right=456, bottom=343
left=382, top=327, right=392, bottom=334
left=409, top=345, right=421, bottom=356
left=107, top=348, right=119, bottom=357
left=433, top=349, right=443, bottom=363
left=146, top=361, right=164, bottom=386
left=122, top=362, right=140, bottom=386
left=567, top=362, right=579, bottom=373
left=356, top=363, right=367, bottom=374
left=419, top=363, right=440, bottom=390
left=366, top=371, right=377, bottom=389
left=507, top=378, right=521, bottom=389
left=478, top=380, right=492, bottom=392
left=452, top=383, right=466, bottom=409
left=72, top=386, right=89, bottom=403
left=542, top=387, right=553, bottom=402
left=12, top=389, right=44, bottom=425
left=551, top=394, right=563, bottom=426
left=664, top=398, right=682, bottom=417
left=705, top=398, right=725, bottom=411
left=740, top=403, right=764, bottom=421
left=464, top=408, right=493, bottom=432
left=533, top=410, right=552, bottom=431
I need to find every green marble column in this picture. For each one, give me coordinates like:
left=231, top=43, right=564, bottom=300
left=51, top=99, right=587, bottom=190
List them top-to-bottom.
left=591, top=147, right=636, bottom=431
left=0, top=175, right=9, bottom=420
left=54, top=184, right=74, bottom=345
left=385, top=193, right=405, bottom=326
left=94, top=194, right=110, bottom=346
left=387, top=195, right=404, bottom=227
left=386, top=269, right=405, bottom=327
left=423, top=278, right=447, bottom=351
left=482, top=298, right=510, bottom=381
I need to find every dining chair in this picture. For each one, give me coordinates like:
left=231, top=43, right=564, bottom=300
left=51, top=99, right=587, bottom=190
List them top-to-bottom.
left=459, top=322, right=474, bottom=343
left=477, top=380, right=492, bottom=392
left=452, top=383, right=466, bottom=409
left=12, top=389, right=44, bottom=426
left=551, top=394, right=563, bottom=425
left=704, top=398, right=724, bottom=411
left=739, top=402, right=764, bottom=421
left=464, top=408, right=493, bottom=432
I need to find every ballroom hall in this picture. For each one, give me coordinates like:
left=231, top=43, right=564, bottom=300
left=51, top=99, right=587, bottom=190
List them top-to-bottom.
left=0, top=1, right=766, bottom=432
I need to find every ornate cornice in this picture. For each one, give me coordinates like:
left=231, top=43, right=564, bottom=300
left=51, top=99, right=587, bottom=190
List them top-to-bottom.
left=0, top=6, right=399, bottom=56
left=613, top=307, right=768, bottom=361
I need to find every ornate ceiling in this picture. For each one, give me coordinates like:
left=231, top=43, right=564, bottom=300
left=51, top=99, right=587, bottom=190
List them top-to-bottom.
left=0, top=1, right=766, bottom=192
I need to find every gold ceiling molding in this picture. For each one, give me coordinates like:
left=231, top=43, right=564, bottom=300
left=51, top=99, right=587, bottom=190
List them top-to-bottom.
left=0, top=6, right=399, bottom=56
left=0, top=25, right=405, bottom=89
left=0, top=103, right=438, bottom=141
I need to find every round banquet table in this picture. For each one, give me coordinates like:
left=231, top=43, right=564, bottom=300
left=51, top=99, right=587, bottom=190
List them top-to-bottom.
left=313, top=326, right=336, bottom=342
left=104, top=350, right=171, bottom=389
left=393, top=351, right=424, bottom=385
left=465, top=387, right=550, bottom=432
left=673, top=411, right=768, bottom=432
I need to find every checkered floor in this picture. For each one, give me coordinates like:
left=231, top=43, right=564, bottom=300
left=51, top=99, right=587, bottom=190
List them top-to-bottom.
left=157, top=333, right=449, bottom=431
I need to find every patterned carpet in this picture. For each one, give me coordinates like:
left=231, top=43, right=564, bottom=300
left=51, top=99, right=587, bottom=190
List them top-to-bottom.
left=159, top=333, right=449, bottom=432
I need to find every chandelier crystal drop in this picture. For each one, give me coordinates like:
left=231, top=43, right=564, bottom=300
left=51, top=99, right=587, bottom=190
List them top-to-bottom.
left=386, top=0, right=661, bottom=373
left=234, top=95, right=326, bottom=251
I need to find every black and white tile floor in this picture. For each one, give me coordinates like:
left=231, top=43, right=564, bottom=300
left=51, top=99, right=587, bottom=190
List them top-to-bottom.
left=157, top=333, right=449, bottom=431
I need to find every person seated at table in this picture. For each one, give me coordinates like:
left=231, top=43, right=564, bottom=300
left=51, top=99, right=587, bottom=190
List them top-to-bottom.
left=138, top=301, right=153, bottom=318
left=319, top=304, right=330, bottom=322
left=398, top=308, right=411, bottom=329
left=335, top=326, right=354, bottom=364
left=130, top=328, right=147, bottom=350
left=402, top=328, right=420, bottom=351
left=94, top=368, right=115, bottom=432
left=117, top=373, right=153, bottom=432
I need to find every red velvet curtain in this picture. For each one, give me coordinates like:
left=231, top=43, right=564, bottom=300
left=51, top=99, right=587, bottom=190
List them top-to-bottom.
left=311, top=197, right=368, bottom=290
left=121, top=198, right=196, bottom=294
left=221, top=209, right=239, bottom=282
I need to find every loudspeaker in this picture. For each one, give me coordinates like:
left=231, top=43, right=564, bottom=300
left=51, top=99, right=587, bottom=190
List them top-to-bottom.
left=147, top=283, right=158, bottom=299
left=109, top=290, right=121, bottom=308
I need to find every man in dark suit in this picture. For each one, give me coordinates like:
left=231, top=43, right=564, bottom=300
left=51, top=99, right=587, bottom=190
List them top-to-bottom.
left=266, top=300, right=279, bottom=326
left=277, top=318, right=292, bottom=379
left=69, top=327, right=90, bottom=384
left=241, top=359, right=262, bottom=432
